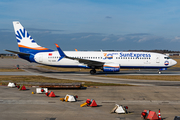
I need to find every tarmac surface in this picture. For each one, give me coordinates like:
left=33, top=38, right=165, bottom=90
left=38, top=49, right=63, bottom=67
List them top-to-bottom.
left=0, top=58, right=180, bottom=120
left=1, top=86, right=180, bottom=120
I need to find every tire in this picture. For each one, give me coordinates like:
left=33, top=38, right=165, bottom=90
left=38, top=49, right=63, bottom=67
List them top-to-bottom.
left=90, top=69, right=96, bottom=74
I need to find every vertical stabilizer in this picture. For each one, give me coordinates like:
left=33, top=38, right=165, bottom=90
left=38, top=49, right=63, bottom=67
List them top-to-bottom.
left=13, top=21, right=52, bottom=53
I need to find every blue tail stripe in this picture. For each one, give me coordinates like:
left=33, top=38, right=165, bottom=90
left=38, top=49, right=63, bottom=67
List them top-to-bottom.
left=20, top=28, right=26, bottom=37
left=16, top=31, right=22, bottom=40
left=16, top=39, right=20, bottom=43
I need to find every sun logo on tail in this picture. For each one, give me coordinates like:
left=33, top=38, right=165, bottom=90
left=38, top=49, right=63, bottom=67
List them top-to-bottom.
left=16, top=28, right=35, bottom=43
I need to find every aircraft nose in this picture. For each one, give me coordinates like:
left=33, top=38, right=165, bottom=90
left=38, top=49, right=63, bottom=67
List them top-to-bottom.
left=172, top=59, right=177, bottom=66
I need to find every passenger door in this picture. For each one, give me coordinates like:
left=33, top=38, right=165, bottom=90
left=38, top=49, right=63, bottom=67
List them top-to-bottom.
left=156, top=55, right=160, bottom=63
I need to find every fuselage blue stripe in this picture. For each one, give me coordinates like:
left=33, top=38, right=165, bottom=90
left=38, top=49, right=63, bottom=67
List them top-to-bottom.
left=38, top=64, right=169, bottom=69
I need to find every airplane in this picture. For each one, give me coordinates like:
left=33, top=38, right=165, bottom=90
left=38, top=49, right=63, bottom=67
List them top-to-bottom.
left=5, top=21, right=177, bottom=74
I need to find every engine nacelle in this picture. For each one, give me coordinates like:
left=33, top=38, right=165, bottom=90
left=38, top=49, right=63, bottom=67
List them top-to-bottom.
left=103, top=63, right=120, bottom=72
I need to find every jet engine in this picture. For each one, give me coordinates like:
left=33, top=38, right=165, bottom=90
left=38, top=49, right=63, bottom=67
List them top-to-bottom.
left=103, top=63, right=120, bottom=72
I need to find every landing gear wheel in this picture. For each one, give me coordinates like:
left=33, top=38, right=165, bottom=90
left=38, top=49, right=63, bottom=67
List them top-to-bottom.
left=90, top=69, right=96, bottom=74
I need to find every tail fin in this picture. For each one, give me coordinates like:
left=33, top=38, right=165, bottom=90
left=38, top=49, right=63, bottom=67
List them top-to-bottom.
left=13, top=21, right=53, bottom=53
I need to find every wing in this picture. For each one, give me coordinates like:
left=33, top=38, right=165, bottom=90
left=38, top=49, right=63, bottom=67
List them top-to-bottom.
left=67, top=56, right=104, bottom=67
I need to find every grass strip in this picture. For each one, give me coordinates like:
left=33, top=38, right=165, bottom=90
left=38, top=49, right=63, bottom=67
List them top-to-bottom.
left=0, top=69, right=24, bottom=72
left=0, top=75, right=131, bottom=86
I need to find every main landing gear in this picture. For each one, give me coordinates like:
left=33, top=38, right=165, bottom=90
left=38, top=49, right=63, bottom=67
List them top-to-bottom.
left=90, top=69, right=96, bottom=74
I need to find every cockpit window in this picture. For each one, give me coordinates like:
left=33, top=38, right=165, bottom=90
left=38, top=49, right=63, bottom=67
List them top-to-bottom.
left=164, top=57, right=171, bottom=59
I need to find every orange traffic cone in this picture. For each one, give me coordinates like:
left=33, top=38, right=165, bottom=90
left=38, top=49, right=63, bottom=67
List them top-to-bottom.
left=46, top=91, right=51, bottom=96
left=49, top=91, right=56, bottom=97
left=90, top=100, right=97, bottom=107
left=158, top=109, right=161, bottom=120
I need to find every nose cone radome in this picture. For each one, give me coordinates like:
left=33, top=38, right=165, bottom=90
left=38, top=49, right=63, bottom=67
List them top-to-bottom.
left=172, top=59, right=177, bottom=66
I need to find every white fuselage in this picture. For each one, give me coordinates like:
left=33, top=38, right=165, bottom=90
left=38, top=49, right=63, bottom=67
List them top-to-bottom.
left=34, top=51, right=177, bottom=69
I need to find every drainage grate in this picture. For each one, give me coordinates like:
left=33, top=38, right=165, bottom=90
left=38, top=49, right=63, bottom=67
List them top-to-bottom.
left=48, top=102, right=56, bottom=103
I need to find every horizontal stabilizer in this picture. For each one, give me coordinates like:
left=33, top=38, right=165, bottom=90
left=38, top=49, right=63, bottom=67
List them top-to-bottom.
left=5, top=49, right=30, bottom=55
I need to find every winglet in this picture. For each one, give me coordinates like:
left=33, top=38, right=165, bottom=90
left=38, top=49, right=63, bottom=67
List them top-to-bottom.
left=55, top=43, right=66, bottom=61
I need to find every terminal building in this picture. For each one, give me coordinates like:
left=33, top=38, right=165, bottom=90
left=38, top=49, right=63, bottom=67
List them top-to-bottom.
left=165, top=53, right=180, bottom=56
